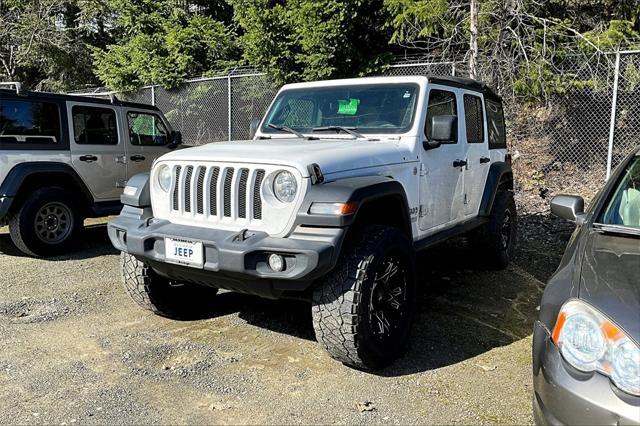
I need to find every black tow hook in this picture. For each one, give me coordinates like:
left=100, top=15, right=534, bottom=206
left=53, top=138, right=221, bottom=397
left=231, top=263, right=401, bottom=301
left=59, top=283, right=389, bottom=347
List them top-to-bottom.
left=233, top=228, right=254, bottom=242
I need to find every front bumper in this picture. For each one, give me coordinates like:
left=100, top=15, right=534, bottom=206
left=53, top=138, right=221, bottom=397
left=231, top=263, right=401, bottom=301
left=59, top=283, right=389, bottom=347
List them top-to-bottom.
left=108, top=206, right=345, bottom=298
left=532, top=321, right=640, bottom=425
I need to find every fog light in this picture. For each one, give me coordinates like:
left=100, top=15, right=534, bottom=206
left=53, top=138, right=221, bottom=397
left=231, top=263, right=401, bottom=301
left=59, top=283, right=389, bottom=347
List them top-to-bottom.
left=268, top=253, right=285, bottom=272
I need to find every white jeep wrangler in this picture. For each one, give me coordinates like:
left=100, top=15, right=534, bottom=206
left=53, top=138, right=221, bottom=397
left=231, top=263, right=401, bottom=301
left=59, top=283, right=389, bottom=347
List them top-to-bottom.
left=109, top=76, right=516, bottom=369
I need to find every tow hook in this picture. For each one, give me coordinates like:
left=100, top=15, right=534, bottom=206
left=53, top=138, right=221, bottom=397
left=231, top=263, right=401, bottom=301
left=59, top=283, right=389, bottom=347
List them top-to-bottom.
left=233, top=228, right=255, bottom=242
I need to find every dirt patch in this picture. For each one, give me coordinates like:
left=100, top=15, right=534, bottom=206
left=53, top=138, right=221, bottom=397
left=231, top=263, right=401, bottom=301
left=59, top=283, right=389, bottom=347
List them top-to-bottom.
left=0, top=209, right=571, bottom=424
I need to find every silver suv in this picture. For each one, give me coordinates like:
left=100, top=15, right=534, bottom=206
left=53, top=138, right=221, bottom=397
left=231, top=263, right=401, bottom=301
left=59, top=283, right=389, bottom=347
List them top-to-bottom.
left=0, top=83, right=180, bottom=256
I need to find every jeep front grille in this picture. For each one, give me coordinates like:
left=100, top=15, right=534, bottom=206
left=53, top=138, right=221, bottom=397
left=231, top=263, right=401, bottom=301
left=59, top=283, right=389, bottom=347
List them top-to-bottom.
left=170, top=164, right=265, bottom=223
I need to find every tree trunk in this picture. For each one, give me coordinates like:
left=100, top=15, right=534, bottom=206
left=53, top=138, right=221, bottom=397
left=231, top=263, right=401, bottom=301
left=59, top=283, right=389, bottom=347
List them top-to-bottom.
left=469, top=0, right=479, bottom=80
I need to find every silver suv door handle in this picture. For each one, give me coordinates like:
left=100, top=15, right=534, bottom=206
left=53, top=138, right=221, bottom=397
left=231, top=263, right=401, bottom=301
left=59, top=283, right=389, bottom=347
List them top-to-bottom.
left=79, top=155, right=98, bottom=163
left=130, top=155, right=146, bottom=162
left=480, top=156, right=491, bottom=164
left=452, top=159, right=467, bottom=168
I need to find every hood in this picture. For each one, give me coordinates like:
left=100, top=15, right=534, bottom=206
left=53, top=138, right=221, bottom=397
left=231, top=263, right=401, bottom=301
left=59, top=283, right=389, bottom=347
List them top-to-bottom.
left=159, top=138, right=413, bottom=177
left=579, top=230, right=640, bottom=342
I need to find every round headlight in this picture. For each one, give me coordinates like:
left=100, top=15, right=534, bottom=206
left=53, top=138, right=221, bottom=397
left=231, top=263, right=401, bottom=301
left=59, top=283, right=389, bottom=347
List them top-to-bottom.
left=157, top=165, right=172, bottom=192
left=273, top=171, right=297, bottom=203
left=558, top=313, right=606, bottom=371
left=611, top=338, right=640, bottom=396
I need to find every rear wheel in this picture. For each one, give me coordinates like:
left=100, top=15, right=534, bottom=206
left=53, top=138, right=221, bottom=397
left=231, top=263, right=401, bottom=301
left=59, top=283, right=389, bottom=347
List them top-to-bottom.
left=8, top=187, right=81, bottom=257
left=471, top=190, right=517, bottom=269
left=312, top=225, right=416, bottom=370
left=120, top=252, right=218, bottom=320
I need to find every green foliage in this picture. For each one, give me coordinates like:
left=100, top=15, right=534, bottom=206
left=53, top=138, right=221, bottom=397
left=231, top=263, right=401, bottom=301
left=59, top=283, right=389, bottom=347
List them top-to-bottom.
left=0, top=0, right=94, bottom=90
left=93, top=0, right=239, bottom=91
left=232, top=0, right=393, bottom=85
left=384, top=0, right=452, bottom=43
left=582, top=20, right=640, bottom=51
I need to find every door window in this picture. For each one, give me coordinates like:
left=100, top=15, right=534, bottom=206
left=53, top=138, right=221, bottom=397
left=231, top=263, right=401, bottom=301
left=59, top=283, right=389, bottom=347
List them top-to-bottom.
left=425, top=89, right=457, bottom=143
left=463, top=94, right=484, bottom=143
left=485, top=98, right=506, bottom=149
left=0, top=100, right=60, bottom=144
left=72, top=106, right=119, bottom=145
left=127, top=112, right=169, bottom=146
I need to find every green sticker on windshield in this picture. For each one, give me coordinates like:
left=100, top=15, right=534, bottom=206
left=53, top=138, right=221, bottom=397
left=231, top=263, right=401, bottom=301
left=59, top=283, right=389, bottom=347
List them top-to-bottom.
left=337, top=98, right=359, bottom=115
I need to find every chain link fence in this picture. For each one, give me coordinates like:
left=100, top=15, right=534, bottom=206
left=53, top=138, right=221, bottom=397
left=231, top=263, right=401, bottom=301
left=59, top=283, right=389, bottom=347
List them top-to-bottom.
left=72, top=52, right=640, bottom=200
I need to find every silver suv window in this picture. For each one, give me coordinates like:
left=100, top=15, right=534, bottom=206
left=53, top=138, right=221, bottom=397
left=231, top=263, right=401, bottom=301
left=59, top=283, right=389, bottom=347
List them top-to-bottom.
left=0, top=99, right=60, bottom=144
left=72, top=106, right=119, bottom=145
left=127, top=112, right=169, bottom=146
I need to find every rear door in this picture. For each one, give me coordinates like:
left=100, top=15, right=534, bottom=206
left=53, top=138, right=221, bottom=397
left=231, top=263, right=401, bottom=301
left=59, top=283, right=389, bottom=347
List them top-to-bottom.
left=419, top=85, right=467, bottom=231
left=461, top=92, right=491, bottom=216
left=68, top=102, right=126, bottom=201
left=123, top=109, right=173, bottom=178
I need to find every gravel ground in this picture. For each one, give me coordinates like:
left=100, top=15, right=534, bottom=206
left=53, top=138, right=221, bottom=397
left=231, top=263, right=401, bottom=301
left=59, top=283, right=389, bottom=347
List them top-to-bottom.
left=0, top=212, right=572, bottom=425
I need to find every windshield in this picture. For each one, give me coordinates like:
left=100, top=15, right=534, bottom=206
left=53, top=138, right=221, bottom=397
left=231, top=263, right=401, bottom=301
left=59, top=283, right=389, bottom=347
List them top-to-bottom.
left=261, top=83, right=419, bottom=135
left=598, top=156, right=640, bottom=229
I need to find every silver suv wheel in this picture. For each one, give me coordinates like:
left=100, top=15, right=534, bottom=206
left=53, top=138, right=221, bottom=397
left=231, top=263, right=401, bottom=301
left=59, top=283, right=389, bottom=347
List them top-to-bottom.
left=34, top=202, right=74, bottom=244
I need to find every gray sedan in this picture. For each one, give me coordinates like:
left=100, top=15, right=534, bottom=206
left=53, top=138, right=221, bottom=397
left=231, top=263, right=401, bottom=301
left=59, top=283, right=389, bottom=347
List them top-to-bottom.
left=533, top=147, right=640, bottom=425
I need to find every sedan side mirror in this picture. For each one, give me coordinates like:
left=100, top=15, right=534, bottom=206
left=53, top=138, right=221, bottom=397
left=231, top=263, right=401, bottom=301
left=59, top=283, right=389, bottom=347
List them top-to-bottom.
left=424, top=115, right=457, bottom=150
left=249, top=118, right=261, bottom=139
left=168, top=130, right=182, bottom=149
left=551, top=195, right=586, bottom=224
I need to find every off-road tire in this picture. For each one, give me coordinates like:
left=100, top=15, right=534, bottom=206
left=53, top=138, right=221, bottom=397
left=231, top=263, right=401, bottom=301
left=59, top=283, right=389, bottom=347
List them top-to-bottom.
left=8, top=187, right=81, bottom=257
left=471, top=190, right=517, bottom=269
left=312, top=225, right=416, bottom=370
left=121, top=252, right=218, bottom=320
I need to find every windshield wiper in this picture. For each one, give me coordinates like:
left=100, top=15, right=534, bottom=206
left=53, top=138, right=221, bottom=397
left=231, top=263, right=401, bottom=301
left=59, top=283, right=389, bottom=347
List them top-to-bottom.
left=267, top=123, right=318, bottom=140
left=268, top=123, right=305, bottom=138
left=312, top=126, right=366, bottom=139
left=593, top=223, right=640, bottom=237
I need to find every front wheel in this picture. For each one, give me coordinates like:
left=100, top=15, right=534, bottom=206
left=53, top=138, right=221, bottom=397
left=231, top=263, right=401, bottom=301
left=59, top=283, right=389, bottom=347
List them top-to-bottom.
left=8, top=187, right=81, bottom=257
left=312, top=225, right=416, bottom=370
left=120, top=252, right=218, bottom=319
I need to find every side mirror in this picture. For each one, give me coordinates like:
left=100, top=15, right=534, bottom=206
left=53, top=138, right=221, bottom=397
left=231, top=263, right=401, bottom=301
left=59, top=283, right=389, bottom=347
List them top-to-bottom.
left=424, top=115, right=457, bottom=149
left=249, top=118, right=261, bottom=139
left=168, top=130, right=182, bottom=149
left=551, top=195, right=586, bottom=224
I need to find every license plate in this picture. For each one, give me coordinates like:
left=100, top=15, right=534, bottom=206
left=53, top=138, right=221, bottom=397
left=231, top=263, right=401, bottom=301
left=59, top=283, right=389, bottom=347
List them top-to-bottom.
left=165, top=237, right=204, bottom=268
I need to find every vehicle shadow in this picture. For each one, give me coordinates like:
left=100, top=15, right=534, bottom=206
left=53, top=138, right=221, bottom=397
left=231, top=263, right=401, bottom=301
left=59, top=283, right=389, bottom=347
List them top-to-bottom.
left=192, top=211, right=574, bottom=376
left=0, top=224, right=118, bottom=260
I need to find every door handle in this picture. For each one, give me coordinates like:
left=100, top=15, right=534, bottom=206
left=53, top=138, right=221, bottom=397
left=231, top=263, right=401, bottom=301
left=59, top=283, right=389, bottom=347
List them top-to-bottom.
left=79, top=155, right=98, bottom=163
left=130, top=155, right=146, bottom=162
left=480, top=156, right=491, bottom=164
left=453, top=159, right=468, bottom=168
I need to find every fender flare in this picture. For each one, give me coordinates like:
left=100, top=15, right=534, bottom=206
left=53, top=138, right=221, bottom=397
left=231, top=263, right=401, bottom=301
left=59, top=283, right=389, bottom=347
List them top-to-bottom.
left=479, top=161, right=513, bottom=217
left=0, top=162, right=94, bottom=206
left=295, top=175, right=412, bottom=232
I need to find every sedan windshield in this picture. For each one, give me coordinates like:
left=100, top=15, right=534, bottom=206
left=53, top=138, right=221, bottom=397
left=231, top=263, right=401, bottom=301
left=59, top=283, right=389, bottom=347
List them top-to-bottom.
left=261, top=83, right=419, bottom=135
left=598, top=156, right=640, bottom=229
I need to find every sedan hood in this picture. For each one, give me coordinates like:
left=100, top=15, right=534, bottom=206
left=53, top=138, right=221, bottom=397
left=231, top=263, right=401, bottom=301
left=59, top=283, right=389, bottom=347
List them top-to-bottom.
left=161, top=138, right=411, bottom=177
left=579, top=231, right=640, bottom=342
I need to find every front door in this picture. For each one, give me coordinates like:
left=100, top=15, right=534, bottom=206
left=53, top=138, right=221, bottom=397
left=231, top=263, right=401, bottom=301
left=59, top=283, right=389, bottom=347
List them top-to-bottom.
left=419, top=86, right=466, bottom=231
left=461, top=92, right=491, bottom=216
left=68, top=102, right=126, bottom=201
left=123, top=109, right=173, bottom=178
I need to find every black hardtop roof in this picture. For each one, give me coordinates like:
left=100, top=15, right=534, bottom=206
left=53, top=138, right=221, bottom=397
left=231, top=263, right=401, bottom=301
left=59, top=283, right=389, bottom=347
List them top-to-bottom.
left=427, top=75, right=501, bottom=101
left=0, top=88, right=160, bottom=111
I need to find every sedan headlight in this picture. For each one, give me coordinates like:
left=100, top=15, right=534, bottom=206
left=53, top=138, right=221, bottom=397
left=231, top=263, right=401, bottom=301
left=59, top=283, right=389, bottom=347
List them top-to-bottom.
left=157, top=165, right=172, bottom=192
left=273, top=170, right=297, bottom=203
left=553, top=299, right=640, bottom=396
